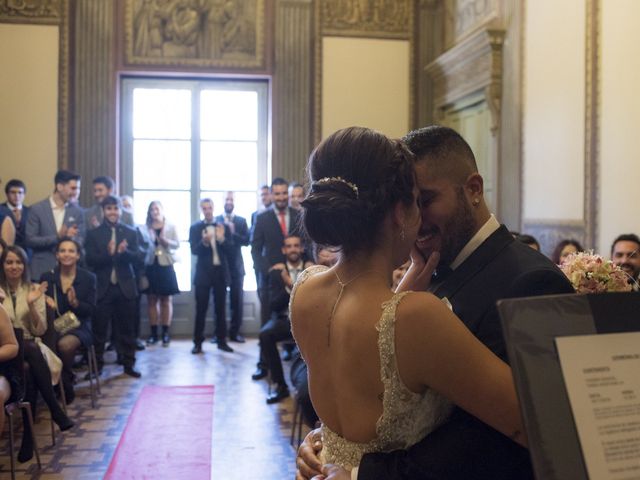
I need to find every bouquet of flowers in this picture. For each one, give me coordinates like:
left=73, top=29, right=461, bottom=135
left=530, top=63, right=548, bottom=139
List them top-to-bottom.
left=559, top=251, right=632, bottom=294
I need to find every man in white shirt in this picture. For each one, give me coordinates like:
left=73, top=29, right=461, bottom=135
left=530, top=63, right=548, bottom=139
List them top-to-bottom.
left=26, top=170, right=85, bottom=279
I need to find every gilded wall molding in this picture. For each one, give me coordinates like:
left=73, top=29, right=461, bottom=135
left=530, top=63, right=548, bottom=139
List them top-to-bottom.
left=0, top=0, right=61, bottom=24
left=57, top=0, right=69, bottom=169
left=123, top=0, right=266, bottom=69
left=320, top=0, right=411, bottom=39
left=583, top=0, right=600, bottom=250
left=425, top=28, right=504, bottom=132
left=522, top=220, right=586, bottom=258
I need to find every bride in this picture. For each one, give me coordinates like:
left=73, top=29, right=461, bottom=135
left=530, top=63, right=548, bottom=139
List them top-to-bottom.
left=290, top=127, right=526, bottom=475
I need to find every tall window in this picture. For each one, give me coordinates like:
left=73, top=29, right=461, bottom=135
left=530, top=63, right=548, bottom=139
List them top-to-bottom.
left=121, top=78, right=269, bottom=291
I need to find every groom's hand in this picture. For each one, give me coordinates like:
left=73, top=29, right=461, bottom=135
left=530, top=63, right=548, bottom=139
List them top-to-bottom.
left=296, top=428, right=323, bottom=479
left=311, top=464, right=351, bottom=480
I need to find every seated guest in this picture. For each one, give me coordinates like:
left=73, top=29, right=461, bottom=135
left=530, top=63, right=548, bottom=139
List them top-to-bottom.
left=26, top=170, right=84, bottom=280
left=85, top=176, right=134, bottom=230
left=85, top=196, right=144, bottom=377
left=516, top=233, right=540, bottom=251
left=611, top=233, right=640, bottom=290
left=252, top=235, right=305, bottom=404
left=41, top=238, right=96, bottom=403
left=551, top=238, right=584, bottom=265
left=0, top=245, right=74, bottom=462
left=0, top=299, right=19, bottom=434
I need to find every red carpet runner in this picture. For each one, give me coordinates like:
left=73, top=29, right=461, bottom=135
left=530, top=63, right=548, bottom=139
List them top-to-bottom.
left=105, top=385, right=214, bottom=479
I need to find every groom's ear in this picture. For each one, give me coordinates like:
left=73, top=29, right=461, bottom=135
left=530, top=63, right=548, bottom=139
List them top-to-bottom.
left=464, top=172, right=484, bottom=199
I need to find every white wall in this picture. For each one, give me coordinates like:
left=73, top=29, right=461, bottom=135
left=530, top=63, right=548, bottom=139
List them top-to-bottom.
left=522, top=0, right=585, bottom=221
left=599, top=0, right=640, bottom=255
left=0, top=24, right=58, bottom=202
left=322, top=37, right=409, bottom=139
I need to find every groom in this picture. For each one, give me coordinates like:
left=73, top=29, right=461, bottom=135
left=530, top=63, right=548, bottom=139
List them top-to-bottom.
left=296, top=126, right=574, bottom=480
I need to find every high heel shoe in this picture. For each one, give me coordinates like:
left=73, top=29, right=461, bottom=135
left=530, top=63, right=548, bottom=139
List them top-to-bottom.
left=52, top=410, right=75, bottom=431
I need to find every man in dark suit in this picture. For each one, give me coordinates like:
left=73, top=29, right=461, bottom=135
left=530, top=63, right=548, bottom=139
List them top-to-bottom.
left=297, top=126, right=574, bottom=480
left=26, top=170, right=85, bottom=280
left=251, top=178, right=303, bottom=378
left=0, top=179, right=30, bottom=256
left=216, top=191, right=250, bottom=343
left=85, top=196, right=144, bottom=378
left=189, top=198, right=233, bottom=354
left=253, top=235, right=306, bottom=404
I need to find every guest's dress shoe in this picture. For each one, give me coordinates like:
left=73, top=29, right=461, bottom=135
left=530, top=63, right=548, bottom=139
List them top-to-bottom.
left=162, top=333, right=170, bottom=347
left=229, top=334, right=245, bottom=343
left=147, top=335, right=158, bottom=345
left=135, top=338, right=146, bottom=351
left=217, top=342, right=234, bottom=353
left=191, top=343, right=203, bottom=354
left=282, top=349, right=293, bottom=361
left=123, top=366, right=142, bottom=378
left=251, top=368, right=267, bottom=381
left=266, top=384, right=290, bottom=404
left=52, top=410, right=75, bottom=431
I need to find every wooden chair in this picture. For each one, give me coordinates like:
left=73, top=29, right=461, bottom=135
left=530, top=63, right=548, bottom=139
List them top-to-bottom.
left=3, top=328, right=42, bottom=479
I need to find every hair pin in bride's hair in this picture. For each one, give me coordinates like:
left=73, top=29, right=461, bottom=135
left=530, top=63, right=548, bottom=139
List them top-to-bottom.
left=313, top=177, right=359, bottom=198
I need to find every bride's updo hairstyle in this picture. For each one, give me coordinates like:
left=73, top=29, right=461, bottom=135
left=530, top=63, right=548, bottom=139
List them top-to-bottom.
left=301, top=126, right=416, bottom=256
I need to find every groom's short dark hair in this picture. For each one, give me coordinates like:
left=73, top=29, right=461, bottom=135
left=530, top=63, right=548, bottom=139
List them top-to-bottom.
left=403, top=126, right=478, bottom=184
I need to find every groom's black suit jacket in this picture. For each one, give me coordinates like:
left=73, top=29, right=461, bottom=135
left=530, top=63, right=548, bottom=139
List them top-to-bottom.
left=359, top=225, right=574, bottom=480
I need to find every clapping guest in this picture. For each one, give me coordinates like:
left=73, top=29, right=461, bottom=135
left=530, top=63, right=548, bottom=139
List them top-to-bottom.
left=84, top=176, right=134, bottom=230
left=143, top=201, right=180, bottom=346
left=41, top=238, right=96, bottom=403
left=551, top=239, right=584, bottom=265
left=0, top=245, right=74, bottom=462
left=0, top=297, right=19, bottom=435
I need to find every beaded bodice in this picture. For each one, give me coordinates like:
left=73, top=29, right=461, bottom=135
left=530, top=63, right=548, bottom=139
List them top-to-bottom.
left=291, top=266, right=453, bottom=471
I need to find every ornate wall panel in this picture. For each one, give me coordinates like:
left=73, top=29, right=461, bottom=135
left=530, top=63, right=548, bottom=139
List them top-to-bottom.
left=0, top=0, right=61, bottom=24
left=73, top=0, right=116, bottom=205
left=124, top=0, right=266, bottom=69
left=273, top=0, right=313, bottom=182
left=320, top=0, right=411, bottom=39
left=414, top=0, right=444, bottom=129
left=444, top=0, right=498, bottom=46
left=425, top=28, right=504, bottom=131
left=523, top=220, right=586, bottom=258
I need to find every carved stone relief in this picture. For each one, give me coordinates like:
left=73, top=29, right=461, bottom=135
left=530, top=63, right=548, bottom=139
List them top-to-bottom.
left=0, top=0, right=60, bottom=23
left=124, top=0, right=265, bottom=68
left=321, top=0, right=411, bottom=39
left=444, top=0, right=497, bottom=45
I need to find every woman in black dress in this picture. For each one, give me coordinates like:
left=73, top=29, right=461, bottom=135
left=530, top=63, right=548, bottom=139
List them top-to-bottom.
left=143, top=201, right=180, bottom=346
left=41, top=237, right=96, bottom=404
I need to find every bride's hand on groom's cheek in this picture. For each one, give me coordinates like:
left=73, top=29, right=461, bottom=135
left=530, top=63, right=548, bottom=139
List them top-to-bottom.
left=396, top=248, right=439, bottom=292
left=296, top=428, right=323, bottom=480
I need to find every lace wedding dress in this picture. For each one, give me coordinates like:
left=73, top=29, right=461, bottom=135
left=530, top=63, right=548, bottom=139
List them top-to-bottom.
left=292, top=266, right=453, bottom=471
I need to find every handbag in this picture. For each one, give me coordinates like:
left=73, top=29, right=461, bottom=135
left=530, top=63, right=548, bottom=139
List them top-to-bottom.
left=53, top=287, right=81, bottom=335
left=34, top=338, right=62, bottom=385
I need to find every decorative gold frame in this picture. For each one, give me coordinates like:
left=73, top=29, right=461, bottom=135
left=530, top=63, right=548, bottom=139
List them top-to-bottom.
left=0, top=0, right=61, bottom=24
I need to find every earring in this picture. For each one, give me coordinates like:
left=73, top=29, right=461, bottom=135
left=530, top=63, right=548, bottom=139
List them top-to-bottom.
left=472, top=198, right=480, bottom=206
left=400, top=223, right=406, bottom=241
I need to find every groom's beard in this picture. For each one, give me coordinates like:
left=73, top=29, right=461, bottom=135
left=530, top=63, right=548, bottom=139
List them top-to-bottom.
left=438, top=190, right=476, bottom=268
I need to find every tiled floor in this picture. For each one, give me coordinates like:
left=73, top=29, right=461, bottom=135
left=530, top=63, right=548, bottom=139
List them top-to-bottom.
left=0, top=338, right=303, bottom=479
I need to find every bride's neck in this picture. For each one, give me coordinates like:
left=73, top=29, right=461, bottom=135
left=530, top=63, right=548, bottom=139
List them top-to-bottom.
left=336, top=248, right=395, bottom=285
